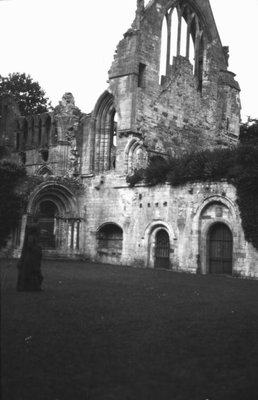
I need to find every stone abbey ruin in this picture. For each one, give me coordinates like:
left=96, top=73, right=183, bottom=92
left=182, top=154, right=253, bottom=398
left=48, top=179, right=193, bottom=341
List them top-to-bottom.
left=1, top=0, right=257, bottom=278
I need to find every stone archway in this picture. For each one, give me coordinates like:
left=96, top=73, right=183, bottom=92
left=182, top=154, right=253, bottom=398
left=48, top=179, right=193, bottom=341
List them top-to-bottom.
left=26, top=182, right=79, bottom=254
left=193, top=195, right=238, bottom=275
left=145, top=222, right=174, bottom=269
left=96, top=223, right=123, bottom=265
left=154, top=229, right=170, bottom=269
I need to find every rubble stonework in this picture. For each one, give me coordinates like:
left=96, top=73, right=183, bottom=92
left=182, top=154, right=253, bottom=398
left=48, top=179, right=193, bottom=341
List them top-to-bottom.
left=1, top=0, right=257, bottom=278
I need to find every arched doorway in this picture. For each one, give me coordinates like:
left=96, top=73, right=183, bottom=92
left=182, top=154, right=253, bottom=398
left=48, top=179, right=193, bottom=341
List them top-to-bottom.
left=37, top=201, right=57, bottom=249
left=96, top=223, right=123, bottom=265
left=208, top=223, right=233, bottom=275
left=97, top=224, right=123, bottom=255
left=154, top=229, right=170, bottom=269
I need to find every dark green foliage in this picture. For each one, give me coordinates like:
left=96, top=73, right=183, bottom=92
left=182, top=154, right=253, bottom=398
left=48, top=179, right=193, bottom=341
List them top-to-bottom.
left=0, top=72, right=51, bottom=116
left=239, top=119, right=258, bottom=145
left=235, top=144, right=258, bottom=249
left=128, top=145, right=258, bottom=250
left=145, top=156, right=169, bottom=186
left=0, top=159, right=26, bottom=248
left=126, top=168, right=145, bottom=187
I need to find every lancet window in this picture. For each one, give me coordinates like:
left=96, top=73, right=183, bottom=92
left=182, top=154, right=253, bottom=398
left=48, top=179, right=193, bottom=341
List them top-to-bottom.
left=160, top=2, right=205, bottom=90
left=92, top=91, right=117, bottom=173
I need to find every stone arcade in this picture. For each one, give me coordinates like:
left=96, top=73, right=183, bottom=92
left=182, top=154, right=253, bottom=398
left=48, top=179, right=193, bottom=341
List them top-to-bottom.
left=1, top=0, right=257, bottom=278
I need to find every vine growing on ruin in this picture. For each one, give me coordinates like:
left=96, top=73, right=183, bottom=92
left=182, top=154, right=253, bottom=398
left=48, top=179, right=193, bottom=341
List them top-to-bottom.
left=126, top=145, right=258, bottom=250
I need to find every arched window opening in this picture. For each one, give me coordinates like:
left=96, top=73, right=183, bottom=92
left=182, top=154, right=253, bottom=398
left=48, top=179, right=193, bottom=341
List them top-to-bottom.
left=160, top=4, right=203, bottom=84
left=170, top=8, right=179, bottom=63
left=160, top=16, right=168, bottom=80
left=180, top=17, right=188, bottom=57
left=189, top=32, right=195, bottom=66
left=195, top=34, right=204, bottom=91
left=138, top=63, right=146, bottom=88
left=93, top=91, right=116, bottom=173
left=110, top=111, right=117, bottom=169
left=111, top=111, right=117, bottom=147
left=45, top=115, right=51, bottom=147
left=31, top=118, right=35, bottom=147
left=23, top=119, right=28, bottom=149
left=38, top=119, right=42, bottom=147
left=126, top=139, right=148, bottom=175
left=135, top=147, right=145, bottom=170
left=40, top=149, right=49, bottom=162
left=37, top=200, right=57, bottom=249
left=208, top=223, right=233, bottom=275
left=97, top=224, right=123, bottom=255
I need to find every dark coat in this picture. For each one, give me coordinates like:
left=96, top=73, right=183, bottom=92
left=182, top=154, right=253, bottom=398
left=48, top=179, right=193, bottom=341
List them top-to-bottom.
left=16, top=227, right=43, bottom=292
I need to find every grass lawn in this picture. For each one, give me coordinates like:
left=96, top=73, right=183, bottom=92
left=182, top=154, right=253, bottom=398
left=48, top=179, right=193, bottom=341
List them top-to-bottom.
left=1, top=259, right=258, bottom=400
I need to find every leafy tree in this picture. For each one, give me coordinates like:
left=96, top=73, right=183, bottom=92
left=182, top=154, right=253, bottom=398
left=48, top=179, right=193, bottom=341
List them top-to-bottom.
left=0, top=72, right=51, bottom=116
left=239, top=118, right=258, bottom=145
left=0, top=157, right=26, bottom=249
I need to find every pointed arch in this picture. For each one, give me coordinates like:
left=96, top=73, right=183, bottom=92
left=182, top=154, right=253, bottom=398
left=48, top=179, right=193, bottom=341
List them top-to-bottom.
left=159, top=1, right=206, bottom=89
left=91, top=90, right=117, bottom=173
left=124, top=138, right=148, bottom=174
left=37, top=165, right=53, bottom=176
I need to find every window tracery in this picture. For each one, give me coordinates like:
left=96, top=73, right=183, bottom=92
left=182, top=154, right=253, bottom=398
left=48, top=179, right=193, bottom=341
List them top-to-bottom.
left=160, top=2, right=205, bottom=90
left=125, top=139, right=148, bottom=175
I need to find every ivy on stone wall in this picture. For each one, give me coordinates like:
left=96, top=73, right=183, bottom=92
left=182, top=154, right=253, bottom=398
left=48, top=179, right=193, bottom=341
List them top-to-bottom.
left=127, top=145, right=258, bottom=250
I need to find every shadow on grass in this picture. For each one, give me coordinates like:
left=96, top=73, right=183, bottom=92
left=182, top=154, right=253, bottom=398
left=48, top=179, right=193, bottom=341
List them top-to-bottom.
left=1, top=259, right=258, bottom=400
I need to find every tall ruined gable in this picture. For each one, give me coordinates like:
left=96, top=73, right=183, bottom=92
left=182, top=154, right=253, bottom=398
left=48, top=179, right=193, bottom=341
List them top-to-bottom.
left=107, top=0, right=241, bottom=170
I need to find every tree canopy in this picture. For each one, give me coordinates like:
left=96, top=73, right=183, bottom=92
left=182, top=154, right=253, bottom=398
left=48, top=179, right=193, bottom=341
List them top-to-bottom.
left=0, top=72, right=52, bottom=116
left=239, top=118, right=258, bottom=145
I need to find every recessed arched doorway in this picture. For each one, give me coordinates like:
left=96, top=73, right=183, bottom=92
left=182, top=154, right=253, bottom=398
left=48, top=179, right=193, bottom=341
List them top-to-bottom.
left=37, top=201, right=57, bottom=248
left=96, top=223, right=123, bottom=264
left=208, top=223, right=233, bottom=275
left=154, top=229, right=170, bottom=269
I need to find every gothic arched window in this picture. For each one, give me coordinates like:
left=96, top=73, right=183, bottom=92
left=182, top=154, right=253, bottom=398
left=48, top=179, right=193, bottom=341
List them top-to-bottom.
left=160, top=2, right=204, bottom=90
left=91, top=91, right=117, bottom=173
left=125, top=139, right=148, bottom=175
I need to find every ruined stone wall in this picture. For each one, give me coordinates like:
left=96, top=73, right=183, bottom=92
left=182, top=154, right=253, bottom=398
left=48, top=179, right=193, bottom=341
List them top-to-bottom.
left=108, top=0, right=241, bottom=174
left=3, top=93, right=84, bottom=178
left=0, top=94, right=20, bottom=154
left=79, top=175, right=258, bottom=278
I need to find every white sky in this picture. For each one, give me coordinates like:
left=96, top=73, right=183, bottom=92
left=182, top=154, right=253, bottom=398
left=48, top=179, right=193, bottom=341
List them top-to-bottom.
left=0, top=0, right=257, bottom=120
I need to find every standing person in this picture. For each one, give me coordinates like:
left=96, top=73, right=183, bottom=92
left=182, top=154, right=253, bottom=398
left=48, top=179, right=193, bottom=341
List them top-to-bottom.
left=16, top=224, right=43, bottom=292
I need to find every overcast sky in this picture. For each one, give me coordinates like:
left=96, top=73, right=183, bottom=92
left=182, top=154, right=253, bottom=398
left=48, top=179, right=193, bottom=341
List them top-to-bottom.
left=1, top=0, right=257, bottom=120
